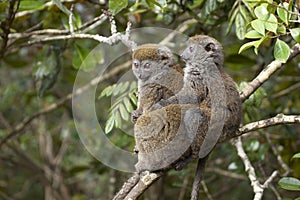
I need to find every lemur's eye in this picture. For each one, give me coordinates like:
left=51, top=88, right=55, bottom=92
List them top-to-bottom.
left=189, top=46, right=194, bottom=52
left=133, top=62, right=139, bottom=68
left=144, top=63, right=150, bottom=69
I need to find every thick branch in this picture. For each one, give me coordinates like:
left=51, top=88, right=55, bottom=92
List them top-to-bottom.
left=238, top=114, right=300, bottom=135
left=124, top=171, right=163, bottom=200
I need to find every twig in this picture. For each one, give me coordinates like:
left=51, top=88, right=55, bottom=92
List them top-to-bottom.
left=15, top=0, right=77, bottom=18
left=69, top=5, right=75, bottom=35
left=103, top=10, right=117, bottom=34
left=9, top=14, right=107, bottom=39
left=240, top=43, right=300, bottom=102
left=272, top=82, right=300, bottom=98
left=0, top=112, right=12, bottom=131
left=238, top=114, right=300, bottom=135
left=264, top=132, right=292, bottom=176
left=234, top=137, right=279, bottom=200
left=205, top=167, right=247, bottom=180
left=178, top=174, right=190, bottom=200
left=201, top=181, right=213, bottom=200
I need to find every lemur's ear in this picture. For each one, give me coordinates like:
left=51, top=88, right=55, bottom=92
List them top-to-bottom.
left=157, top=46, right=174, bottom=66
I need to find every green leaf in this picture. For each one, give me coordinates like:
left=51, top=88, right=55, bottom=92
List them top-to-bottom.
left=19, top=0, right=45, bottom=11
left=52, top=0, right=70, bottom=15
left=109, top=0, right=128, bottom=15
left=204, top=0, right=217, bottom=15
left=277, top=2, right=290, bottom=24
left=254, top=4, right=269, bottom=20
left=240, top=5, right=252, bottom=23
left=226, top=7, right=239, bottom=34
left=235, top=13, right=246, bottom=40
left=264, top=13, right=278, bottom=33
left=251, top=19, right=265, bottom=35
left=277, top=24, right=286, bottom=34
left=290, top=28, right=300, bottom=43
left=245, top=30, right=263, bottom=39
left=238, top=38, right=264, bottom=54
left=274, top=39, right=290, bottom=63
left=72, top=43, right=100, bottom=71
left=72, top=43, right=90, bottom=69
left=34, top=47, right=61, bottom=97
left=119, top=81, right=130, bottom=94
left=99, top=85, right=113, bottom=98
left=129, top=92, right=138, bottom=105
left=123, top=97, right=134, bottom=112
left=119, top=103, right=129, bottom=121
left=114, top=111, right=122, bottom=128
left=105, top=116, right=115, bottom=134
left=292, top=152, right=300, bottom=160
left=278, top=177, right=300, bottom=191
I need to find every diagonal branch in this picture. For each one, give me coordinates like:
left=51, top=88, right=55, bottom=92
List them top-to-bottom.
left=240, top=43, right=300, bottom=102
left=233, top=137, right=279, bottom=200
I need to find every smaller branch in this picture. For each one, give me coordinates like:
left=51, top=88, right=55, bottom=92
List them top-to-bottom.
left=15, top=0, right=77, bottom=18
left=268, top=2, right=300, bottom=17
left=68, top=5, right=75, bottom=35
left=103, top=10, right=117, bottom=34
left=9, top=14, right=107, bottom=39
left=160, top=19, right=197, bottom=46
left=26, top=20, right=137, bottom=49
left=272, top=82, right=300, bottom=98
left=0, top=112, right=12, bottom=131
left=238, top=114, right=300, bottom=135
left=265, top=133, right=292, bottom=176
left=53, top=135, right=70, bottom=166
left=234, top=137, right=262, bottom=196
left=206, top=167, right=247, bottom=180
left=263, top=171, right=278, bottom=188
left=178, top=174, right=190, bottom=200
left=201, top=181, right=213, bottom=200
left=268, top=184, right=282, bottom=200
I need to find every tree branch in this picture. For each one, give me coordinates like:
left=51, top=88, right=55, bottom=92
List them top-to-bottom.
left=0, top=0, right=20, bottom=58
left=240, top=43, right=300, bottom=102
left=238, top=114, right=300, bottom=135
left=233, top=137, right=279, bottom=200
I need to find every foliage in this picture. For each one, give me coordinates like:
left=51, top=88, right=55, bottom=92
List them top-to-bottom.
left=0, top=0, right=299, bottom=199
left=233, top=0, right=299, bottom=63
left=99, top=81, right=137, bottom=133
